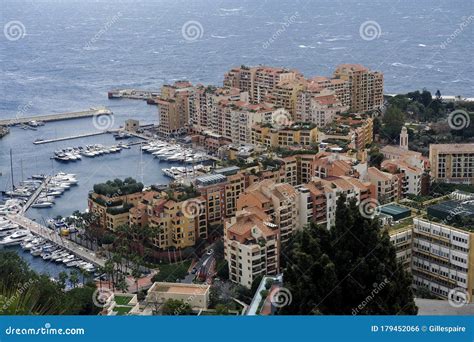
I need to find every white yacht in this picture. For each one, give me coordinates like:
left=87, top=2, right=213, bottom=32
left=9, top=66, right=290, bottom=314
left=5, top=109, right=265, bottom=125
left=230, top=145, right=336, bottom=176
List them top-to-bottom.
left=0, top=230, right=32, bottom=246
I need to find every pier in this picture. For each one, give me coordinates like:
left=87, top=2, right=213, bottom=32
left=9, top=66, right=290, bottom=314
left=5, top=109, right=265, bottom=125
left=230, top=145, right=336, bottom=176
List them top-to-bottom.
left=108, top=89, right=160, bottom=101
left=0, top=108, right=113, bottom=126
left=33, top=131, right=111, bottom=145
left=21, top=176, right=52, bottom=214
left=7, top=214, right=106, bottom=267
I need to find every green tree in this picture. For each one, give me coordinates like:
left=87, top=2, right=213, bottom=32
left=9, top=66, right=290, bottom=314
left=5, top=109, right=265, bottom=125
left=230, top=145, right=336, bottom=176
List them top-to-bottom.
left=381, top=106, right=405, bottom=142
left=280, top=197, right=417, bottom=315
left=69, top=270, right=80, bottom=289
left=58, top=271, right=68, bottom=289
left=161, top=299, right=193, bottom=315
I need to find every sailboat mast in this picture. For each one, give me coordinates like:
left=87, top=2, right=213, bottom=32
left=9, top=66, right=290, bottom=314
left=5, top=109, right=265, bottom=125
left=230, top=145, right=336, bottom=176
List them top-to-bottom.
left=10, top=149, right=14, bottom=190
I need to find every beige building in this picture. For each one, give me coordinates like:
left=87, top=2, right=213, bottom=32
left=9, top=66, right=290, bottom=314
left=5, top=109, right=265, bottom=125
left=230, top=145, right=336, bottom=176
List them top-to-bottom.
left=333, top=64, right=384, bottom=112
left=157, top=81, right=194, bottom=137
left=429, top=144, right=474, bottom=184
left=367, top=167, right=399, bottom=204
left=237, top=179, right=299, bottom=243
left=224, top=207, right=280, bottom=288
left=146, top=282, right=210, bottom=310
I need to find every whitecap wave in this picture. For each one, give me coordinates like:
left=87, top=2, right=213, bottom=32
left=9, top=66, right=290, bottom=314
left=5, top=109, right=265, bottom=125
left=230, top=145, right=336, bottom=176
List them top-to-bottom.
left=391, top=62, right=417, bottom=69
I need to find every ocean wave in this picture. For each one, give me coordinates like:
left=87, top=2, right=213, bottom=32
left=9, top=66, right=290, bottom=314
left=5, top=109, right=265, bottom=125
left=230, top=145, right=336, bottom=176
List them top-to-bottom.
left=219, top=7, right=243, bottom=12
left=324, top=35, right=352, bottom=42
left=391, top=62, right=417, bottom=69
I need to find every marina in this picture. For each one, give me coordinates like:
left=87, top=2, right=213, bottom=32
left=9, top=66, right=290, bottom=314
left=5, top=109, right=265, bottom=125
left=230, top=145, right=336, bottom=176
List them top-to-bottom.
left=4, top=214, right=106, bottom=268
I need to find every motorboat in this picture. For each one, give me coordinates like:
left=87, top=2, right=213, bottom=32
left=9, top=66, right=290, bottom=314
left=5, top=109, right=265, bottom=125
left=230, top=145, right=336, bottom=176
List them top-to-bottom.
left=31, top=201, right=53, bottom=208
left=0, top=230, right=32, bottom=246
left=31, top=246, right=43, bottom=256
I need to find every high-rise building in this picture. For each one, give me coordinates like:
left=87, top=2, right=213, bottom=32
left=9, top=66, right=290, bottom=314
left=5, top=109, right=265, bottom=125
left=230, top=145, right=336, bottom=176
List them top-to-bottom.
left=333, top=64, right=384, bottom=112
left=224, top=207, right=280, bottom=288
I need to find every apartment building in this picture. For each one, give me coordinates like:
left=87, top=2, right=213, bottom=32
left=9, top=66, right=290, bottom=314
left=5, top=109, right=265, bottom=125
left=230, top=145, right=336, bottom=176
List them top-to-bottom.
left=333, top=64, right=384, bottom=112
left=224, top=65, right=300, bottom=104
left=271, top=79, right=306, bottom=117
left=157, top=81, right=194, bottom=137
left=189, top=85, right=246, bottom=134
left=296, top=88, right=349, bottom=127
left=213, top=100, right=274, bottom=144
left=250, top=123, right=318, bottom=148
left=429, top=144, right=474, bottom=184
left=276, top=156, right=298, bottom=186
left=382, top=159, right=423, bottom=196
left=367, top=167, right=400, bottom=204
left=225, top=172, right=246, bottom=217
left=196, top=174, right=228, bottom=225
left=237, top=180, right=299, bottom=243
left=88, top=190, right=144, bottom=231
left=128, top=191, right=207, bottom=250
left=224, top=207, right=280, bottom=288
left=411, top=217, right=474, bottom=303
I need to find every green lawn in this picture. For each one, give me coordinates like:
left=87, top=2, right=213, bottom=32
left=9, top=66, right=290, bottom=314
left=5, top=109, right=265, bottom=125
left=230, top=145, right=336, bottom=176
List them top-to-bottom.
left=152, top=260, right=192, bottom=283
left=114, top=295, right=132, bottom=305
left=113, top=306, right=132, bottom=315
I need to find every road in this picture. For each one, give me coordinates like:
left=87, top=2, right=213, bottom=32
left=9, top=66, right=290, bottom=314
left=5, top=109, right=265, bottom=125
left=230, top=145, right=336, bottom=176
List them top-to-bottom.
left=7, top=214, right=106, bottom=267
left=182, top=253, right=214, bottom=284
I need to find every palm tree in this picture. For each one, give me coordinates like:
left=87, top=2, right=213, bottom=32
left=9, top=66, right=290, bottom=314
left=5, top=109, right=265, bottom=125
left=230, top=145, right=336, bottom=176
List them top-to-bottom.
left=131, top=256, right=142, bottom=294
left=69, top=270, right=80, bottom=289
left=58, top=271, right=68, bottom=290
left=115, top=275, right=128, bottom=293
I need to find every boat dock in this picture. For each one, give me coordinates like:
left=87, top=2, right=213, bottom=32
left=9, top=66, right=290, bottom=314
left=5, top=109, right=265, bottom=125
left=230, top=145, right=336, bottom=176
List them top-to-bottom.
left=108, top=89, right=160, bottom=101
left=0, top=108, right=113, bottom=126
left=33, top=131, right=112, bottom=145
left=20, top=176, right=52, bottom=214
left=6, top=214, right=106, bottom=267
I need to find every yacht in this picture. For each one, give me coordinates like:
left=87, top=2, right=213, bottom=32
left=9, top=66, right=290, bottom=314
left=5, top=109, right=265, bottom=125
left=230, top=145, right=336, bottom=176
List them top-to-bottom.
left=31, top=201, right=53, bottom=208
left=0, top=230, right=32, bottom=246
left=31, top=246, right=44, bottom=256
left=41, top=252, right=53, bottom=260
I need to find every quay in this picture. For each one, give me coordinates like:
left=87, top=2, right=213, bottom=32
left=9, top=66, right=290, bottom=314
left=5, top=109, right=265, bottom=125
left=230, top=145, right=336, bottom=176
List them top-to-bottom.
left=108, top=89, right=160, bottom=101
left=0, top=107, right=113, bottom=126
left=33, top=131, right=111, bottom=145
left=21, top=176, right=52, bottom=214
left=7, top=214, right=106, bottom=267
